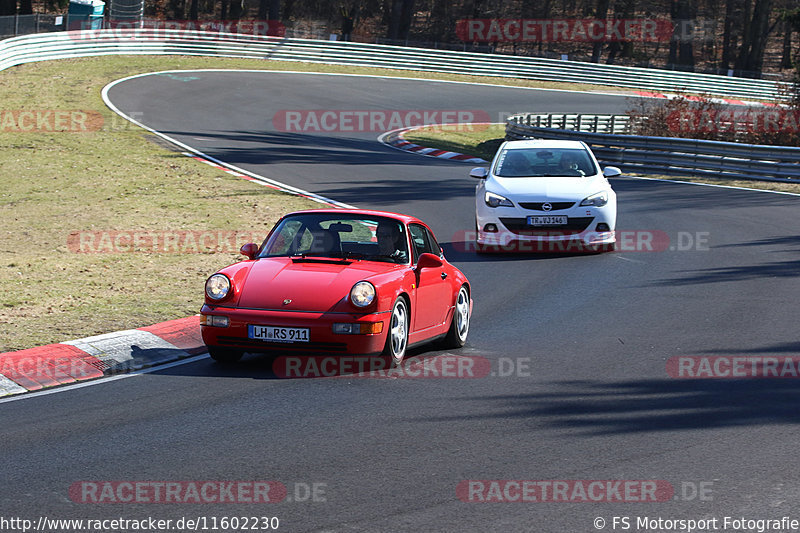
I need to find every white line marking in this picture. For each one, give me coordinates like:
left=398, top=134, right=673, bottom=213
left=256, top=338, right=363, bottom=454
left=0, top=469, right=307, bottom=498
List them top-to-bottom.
left=0, top=354, right=209, bottom=404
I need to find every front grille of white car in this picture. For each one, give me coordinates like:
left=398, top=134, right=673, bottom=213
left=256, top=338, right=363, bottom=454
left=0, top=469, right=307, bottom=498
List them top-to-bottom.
left=518, top=202, right=575, bottom=211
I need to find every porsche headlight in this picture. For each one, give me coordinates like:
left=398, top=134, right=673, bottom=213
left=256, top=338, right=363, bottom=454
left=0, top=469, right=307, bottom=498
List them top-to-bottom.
left=485, top=191, right=514, bottom=208
left=580, top=191, right=609, bottom=207
left=205, top=274, right=231, bottom=301
left=350, top=281, right=375, bottom=308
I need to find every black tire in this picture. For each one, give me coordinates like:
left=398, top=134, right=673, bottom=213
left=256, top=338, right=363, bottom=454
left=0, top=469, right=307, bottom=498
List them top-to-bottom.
left=443, top=286, right=470, bottom=348
left=382, top=298, right=409, bottom=366
left=208, top=347, right=243, bottom=364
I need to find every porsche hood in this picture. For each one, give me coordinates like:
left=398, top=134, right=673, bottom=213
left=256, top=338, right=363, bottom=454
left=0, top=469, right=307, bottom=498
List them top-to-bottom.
left=230, top=257, right=399, bottom=312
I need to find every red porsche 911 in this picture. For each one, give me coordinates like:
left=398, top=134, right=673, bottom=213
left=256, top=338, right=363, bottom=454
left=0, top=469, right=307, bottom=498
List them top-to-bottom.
left=200, top=209, right=472, bottom=365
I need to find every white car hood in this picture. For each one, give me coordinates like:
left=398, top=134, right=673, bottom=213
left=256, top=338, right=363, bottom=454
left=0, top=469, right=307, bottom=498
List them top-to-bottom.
left=491, top=174, right=609, bottom=201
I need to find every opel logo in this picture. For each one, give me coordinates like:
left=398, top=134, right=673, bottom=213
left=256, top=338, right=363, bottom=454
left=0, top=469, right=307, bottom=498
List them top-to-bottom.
left=542, top=202, right=552, bottom=211
left=283, top=299, right=292, bottom=305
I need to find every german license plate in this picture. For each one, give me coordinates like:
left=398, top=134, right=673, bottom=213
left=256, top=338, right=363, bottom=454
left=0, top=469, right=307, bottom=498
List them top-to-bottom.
left=527, top=215, right=568, bottom=226
left=248, top=325, right=310, bottom=343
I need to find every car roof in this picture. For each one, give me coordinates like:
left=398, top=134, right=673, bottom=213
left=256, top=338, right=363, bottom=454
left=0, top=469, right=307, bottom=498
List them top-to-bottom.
left=501, top=139, right=589, bottom=150
left=282, top=209, right=424, bottom=226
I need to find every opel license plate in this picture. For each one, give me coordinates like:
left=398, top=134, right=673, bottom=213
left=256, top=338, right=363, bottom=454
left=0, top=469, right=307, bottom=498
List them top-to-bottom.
left=527, top=215, right=568, bottom=226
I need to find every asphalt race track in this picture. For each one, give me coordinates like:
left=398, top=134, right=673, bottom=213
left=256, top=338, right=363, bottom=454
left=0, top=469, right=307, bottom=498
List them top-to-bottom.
left=3, top=72, right=800, bottom=532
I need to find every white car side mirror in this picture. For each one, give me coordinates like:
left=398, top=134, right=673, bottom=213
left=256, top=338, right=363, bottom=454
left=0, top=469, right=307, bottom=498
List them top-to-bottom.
left=603, top=166, right=622, bottom=178
left=470, top=167, right=488, bottom=179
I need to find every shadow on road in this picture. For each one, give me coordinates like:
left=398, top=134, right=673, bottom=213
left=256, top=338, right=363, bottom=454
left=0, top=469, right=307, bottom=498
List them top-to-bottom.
left=420, top=377, right=800, bottom=435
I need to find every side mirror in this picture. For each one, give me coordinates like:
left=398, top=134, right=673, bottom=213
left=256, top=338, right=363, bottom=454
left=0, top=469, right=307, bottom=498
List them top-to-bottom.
left=603, top=166, right=622, bottom=178
left=469, top=167, right=488, bottom=179
left=240, top=243, right=259, bottom=260
left=416, top=252, right=443, bottom=269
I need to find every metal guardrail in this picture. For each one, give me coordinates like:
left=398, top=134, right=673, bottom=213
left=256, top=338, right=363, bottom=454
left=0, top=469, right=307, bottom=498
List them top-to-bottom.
left=0, top=29, right=786, bottom=101
left=513, top=113, right=633, bottom=134
left=506, top=114, right=800, bottom=182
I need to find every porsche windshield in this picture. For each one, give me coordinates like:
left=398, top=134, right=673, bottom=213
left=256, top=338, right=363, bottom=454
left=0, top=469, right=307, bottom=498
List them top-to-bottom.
left=494, top=148, right=599, bottom=178
left=260, top=213, right=410, bottom=264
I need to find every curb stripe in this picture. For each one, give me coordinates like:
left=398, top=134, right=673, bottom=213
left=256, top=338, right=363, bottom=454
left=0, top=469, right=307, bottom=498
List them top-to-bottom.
left=378, top=125, right=489, bottom=164
left=0, top=317, right=204, bottom=397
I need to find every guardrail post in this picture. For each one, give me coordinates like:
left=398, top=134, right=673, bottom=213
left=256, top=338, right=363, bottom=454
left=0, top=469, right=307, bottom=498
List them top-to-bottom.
left=576, top=115, right=582, bottom=132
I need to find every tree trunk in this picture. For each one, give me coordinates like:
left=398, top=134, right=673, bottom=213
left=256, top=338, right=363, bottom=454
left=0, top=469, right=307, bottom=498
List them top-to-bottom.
left=229, top=0, right=242, bottom=20
left=258, top=0, right=278, bottom=20
left=387, top=0, right=414, bottom=41
left=387, top=0, right=402, bottom=39
left=429, top=0, right=447, bottom=42
left=590, top=0, right=610, bottom=63
left=668, top=0, right=695, bottom=71
left=721, top=0, right=736, bottom=70
left=734, top=0, right=752, bottom=71
left=744, top=0, right=773, bottom=74
left=781, top=19, right=793, bottom=69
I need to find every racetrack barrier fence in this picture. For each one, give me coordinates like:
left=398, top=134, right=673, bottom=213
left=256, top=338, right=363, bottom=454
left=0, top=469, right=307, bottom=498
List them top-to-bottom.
left=0, top=29, right=787, bottom=102
left=506, top=113, right=800, bottom=182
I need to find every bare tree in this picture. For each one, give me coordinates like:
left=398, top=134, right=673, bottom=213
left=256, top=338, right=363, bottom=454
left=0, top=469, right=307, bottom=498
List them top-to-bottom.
left=387, top=0, right=414, bottom=40
left=590, top=0, right=610, bottom=62
left=668, top=0, right=696, bottom=71
left=736, top=0, right=774, bottom=75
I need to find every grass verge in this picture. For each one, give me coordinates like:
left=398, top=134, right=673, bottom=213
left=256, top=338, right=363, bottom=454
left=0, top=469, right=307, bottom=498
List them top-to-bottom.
left=402, top=125, right=800, bottom=194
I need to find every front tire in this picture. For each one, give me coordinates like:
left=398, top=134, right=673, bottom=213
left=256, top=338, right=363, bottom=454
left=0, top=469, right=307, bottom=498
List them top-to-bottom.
left=443, top=286, right=470, bottom=348
left=383, top=298, right=409, bottom=366
left=207, top=347, right=243, bottom=364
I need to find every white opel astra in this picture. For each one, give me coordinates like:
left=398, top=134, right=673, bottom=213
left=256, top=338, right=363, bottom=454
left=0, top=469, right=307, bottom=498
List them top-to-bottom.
left=471, top=139, right=621, bottom=252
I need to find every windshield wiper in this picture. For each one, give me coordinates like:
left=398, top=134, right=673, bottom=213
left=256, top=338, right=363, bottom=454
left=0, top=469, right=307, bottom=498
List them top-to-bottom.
left=290, top=252, right=351, bottom=263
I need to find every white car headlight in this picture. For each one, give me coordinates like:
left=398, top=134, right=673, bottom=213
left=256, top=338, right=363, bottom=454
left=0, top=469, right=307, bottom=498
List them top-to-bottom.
left=485, top=191, right=514, bottom=208
left=580, top=191, right=609, bottom=207
left=205, top=274, right=231, bottom=301
left=350, top=281, right=376, bottom=308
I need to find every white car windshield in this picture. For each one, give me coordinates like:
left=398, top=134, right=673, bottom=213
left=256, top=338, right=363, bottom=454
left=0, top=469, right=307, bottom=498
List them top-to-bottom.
left=494, top=148, right=598, bottom=178
left=260, top=213, right=410, bottom=264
